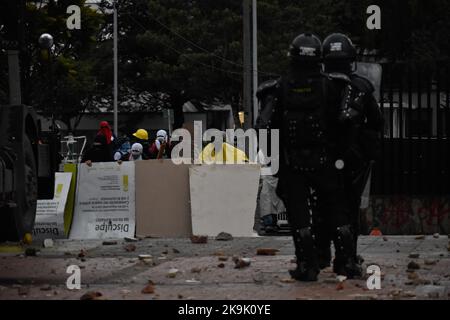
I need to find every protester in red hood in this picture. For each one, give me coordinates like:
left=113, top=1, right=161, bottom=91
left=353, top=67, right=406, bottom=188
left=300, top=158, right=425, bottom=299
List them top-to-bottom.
left=98, top=121, right=114, bottom=145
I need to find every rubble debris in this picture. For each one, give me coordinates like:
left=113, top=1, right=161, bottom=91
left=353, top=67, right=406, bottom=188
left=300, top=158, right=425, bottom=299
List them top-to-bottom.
left=215, top=232, right=233, bottom=241
left=433, top=233, right=440, bottom=239
left=191, top=235, right=208, bottom=244
left=415, top=235, right=425, bottom=240
left=383, top=236, right=388, bottom=241
left=124, top=237, right=138, bottom=242
left=43, top=239, right=54, bottom=248
left=102, top=240, right=117, bottom=246
left=124, top=244, right=136, bottom=252
left=25, top=248, right=37, bottom=257
left=172, top=248, right=180, bottom=254
left=256, top=248, right=279, bottom=256
left=78, top=250, right=87, bottom=258
left=162, top=250, right=169, bottom=255
left=213, top=251, right=225, bottom=256
left=408, top=253, right=420, bottom=259
left=138, top=254, right=152, bottom=260
left=218, top=256, right=228, bottom=262
left=234, top=257, right=251, bottom=269
left=424, top=259, right=437, bottom=265
left=407, top=261, right=420, bottom=270
left=217, top=263, right=225, bottom=268
left=191, top=267, right=202, bottom=273
left=167, top=268, right=179, bottom=278
left=408, top=272, right=419, bottom=280
left=336, top=275, right=347, bottom=282
left=280, top=278, right=295, bottom=283
left=324, top=278, right=339, bottom=284
left=186, top=279, right=200, bottom=284
left=141, top=281, right=155, bottom=294
left=336, top=282, right=344, bottom=290
left=40, top=285, right=52, bottom=291
left=415, top=285, right=446, bottom=299
left=18, top=287, right=29, bottom=296
left=80, top=291, right=103, bottom=300
left=402, top=291, right=416, bottom=298
left=178, top=294, right=183, bottom=299
left=349, top=294, right=378, bottom=300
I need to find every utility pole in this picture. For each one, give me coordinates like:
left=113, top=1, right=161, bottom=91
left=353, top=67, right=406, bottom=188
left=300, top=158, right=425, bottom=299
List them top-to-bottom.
left=113, top=0, right=118, bottom=136
left=243, top=0, right=258, bottom=128
left=243, top=0, right=252, bottom=129
left=252, top=0, right=258, bottom=125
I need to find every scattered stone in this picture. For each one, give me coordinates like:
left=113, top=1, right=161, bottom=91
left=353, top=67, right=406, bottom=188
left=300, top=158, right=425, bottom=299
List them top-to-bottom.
left=215, top=232, right=233, bottom=241
left=433, top=233, right=440, bottom=239
left=191, top=235, right=208, bottom=244
left=415, top=235, right=425, bottom=240
left=383, top=236, right=388, bottom=241
left=124, top=237, right=138, bottom=242
left=43, top=239, right=54, bottom=248
left=102, top=240, right=117, bottom=245
left=124, top=244, right=136, bottom=252
left=25, top=248, right=37, bottom=257
left=172, top=248, right=180, bottom=254
left=256, top=248, right=279, bottom=256
left=78, top=250, right=86, bottom=258
left=162, top=250, right=169, bottom=255
left=408, top=253, right=420, bottom=259
left=138, top=254, right=152, bottom=260
left=218, top=256, right=228, bottom=262
left=234, top=257, right=251, bottom=269
left=80, top=258, right=86, bottom=262
left=424, top=259, right=437, bottom=266
left=407, top=261, right=420, bottom=270
left=217, top=263, right=225, bottom=268
left=191, top=267, right=202, bottom=273
left=167, top=268, right=179, bottom=278
left=408, top=272, right=419, bottom=280
left=336, top=275, right=347, bottom=282
left=280, top=278, right=295, bottom=283
left=324, top=278, right=339, bottom=284
left=186, top=279, right=200, bottom=284
left=141, top=281, right=155, bottom=294
left=336, top=282, right=345, bottom=290
left=415, top=285, right=446, bottom=299
left=18, top=287, right=29, bottom=296
left=120, top=289, right=131, bottom=295
left=80, top=291, right=103, bottom=300
left=402, top=291, right=416, bottom=298
left=178, top=294, right=183, bottom=299
left=350, top=294, right=378, bottom=300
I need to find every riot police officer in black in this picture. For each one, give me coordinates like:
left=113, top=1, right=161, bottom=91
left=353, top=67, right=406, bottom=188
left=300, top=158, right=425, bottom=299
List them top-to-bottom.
left=256, top=33, right=358, bottom=281
left=316, top=33, right=383, bottom=276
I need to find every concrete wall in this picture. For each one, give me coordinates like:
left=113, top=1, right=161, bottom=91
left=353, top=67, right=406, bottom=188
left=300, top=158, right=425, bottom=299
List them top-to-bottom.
left=362, top=196, right=450, bottom=235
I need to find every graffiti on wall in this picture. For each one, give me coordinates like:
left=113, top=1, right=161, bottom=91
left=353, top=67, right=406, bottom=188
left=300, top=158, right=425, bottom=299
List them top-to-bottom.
left=362, top=196, right=450, bottom=235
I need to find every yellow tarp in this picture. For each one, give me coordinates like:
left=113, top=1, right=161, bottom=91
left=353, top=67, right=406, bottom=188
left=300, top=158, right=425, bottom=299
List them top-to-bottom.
left=199, top=142, right=248, bottom=164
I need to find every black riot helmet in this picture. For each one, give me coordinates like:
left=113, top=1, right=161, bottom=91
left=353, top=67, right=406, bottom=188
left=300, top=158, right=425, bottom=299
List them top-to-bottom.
left=288, top=33, right=322, bottom=64
left=322, top=33, right=357, bottom=74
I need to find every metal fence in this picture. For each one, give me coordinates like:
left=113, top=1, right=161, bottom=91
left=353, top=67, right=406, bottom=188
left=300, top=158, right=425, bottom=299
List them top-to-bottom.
left=371, top=60, right=450, bottom=195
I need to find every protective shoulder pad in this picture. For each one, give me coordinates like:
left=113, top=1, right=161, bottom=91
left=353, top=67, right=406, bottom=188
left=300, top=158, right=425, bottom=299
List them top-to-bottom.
left=324, top=72, right=351, bottom=83
left=351, top=74, right=374, bottom=93
left=256, top=78, right=281, bottom=99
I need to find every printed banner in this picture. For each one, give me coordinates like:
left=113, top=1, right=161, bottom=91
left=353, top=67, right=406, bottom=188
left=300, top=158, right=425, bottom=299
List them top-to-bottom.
left=69, top=161, right=135, bottom=239
left=33, top=172, right=73, bottom=240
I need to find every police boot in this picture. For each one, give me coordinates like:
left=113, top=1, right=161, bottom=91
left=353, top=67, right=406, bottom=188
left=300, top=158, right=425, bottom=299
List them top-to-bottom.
left=332, top=225, right=362, bottom=279
left=289, top=227, right=320, bottom=281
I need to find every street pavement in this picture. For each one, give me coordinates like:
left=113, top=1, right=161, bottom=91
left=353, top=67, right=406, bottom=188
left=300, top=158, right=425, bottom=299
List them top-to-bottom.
left=0, top=235, right=449, bottom=300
